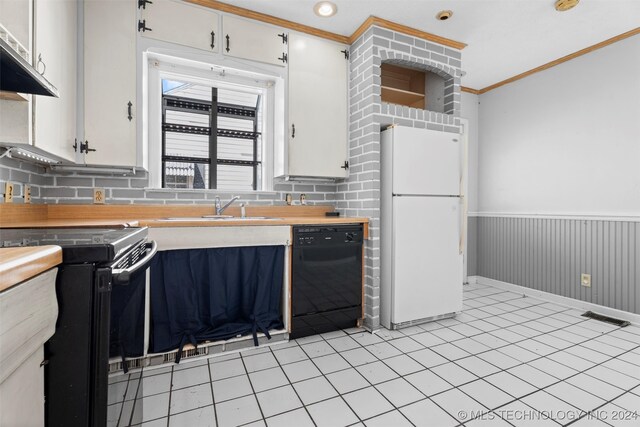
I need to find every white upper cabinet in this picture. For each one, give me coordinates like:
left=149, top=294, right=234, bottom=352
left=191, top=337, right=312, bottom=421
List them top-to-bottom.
left=32, top=0, right=77, bottom=162
left=84, top=0, right=137, bottom=167
left=139, top=0, right=219, bottom=52
left=222, top=15, right=287, bottom=67
left=287, top=33, right=348, bottom=178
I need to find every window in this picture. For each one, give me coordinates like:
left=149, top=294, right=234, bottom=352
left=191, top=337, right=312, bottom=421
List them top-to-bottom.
left=145, top=54, right=284, bottom=191
left=161, top=80, right=263, bottom=191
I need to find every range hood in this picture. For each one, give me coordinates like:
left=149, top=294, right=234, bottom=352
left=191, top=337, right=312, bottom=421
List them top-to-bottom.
left=0, top=35, right=58, bottom=97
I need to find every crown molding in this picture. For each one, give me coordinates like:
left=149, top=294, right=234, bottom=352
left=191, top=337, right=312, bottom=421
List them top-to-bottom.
left=186, top=0, right=350, bottom=43
left=187, top=1, right=467, bottom=49
left=349, top=16, right=467, bottom=49
left=477, top=27, right=640, bottom=94
left=461, top=87, right=480, bottom=95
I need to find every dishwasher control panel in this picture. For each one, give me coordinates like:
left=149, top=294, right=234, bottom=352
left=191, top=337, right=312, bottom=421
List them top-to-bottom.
left=293, top=225, right=364, bottom=247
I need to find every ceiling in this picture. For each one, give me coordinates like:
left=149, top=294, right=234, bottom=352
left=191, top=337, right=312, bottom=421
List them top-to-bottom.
left=222, top=0, right=640, bottom=89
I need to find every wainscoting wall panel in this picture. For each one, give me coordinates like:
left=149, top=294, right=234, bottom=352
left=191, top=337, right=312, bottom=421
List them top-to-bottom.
left=467, top=216, right=478, bottom=278
left=475, top=216, right=640, bottom=315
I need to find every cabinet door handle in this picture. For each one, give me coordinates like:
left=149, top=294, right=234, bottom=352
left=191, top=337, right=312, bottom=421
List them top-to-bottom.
left=137, top=0, right=152, bottom=9
left=138, top=19, right=152, bottom=32
left=210, top=31, right=215, bottom=49
left=225, top=34, right=230, bottom=52
left=36, top=54, right=46, bottom=76
left=127, top=101, right=133, bottom=121
left=291, top=123, right=295, bottom=139
left=81, top=141, right=96, bottom=154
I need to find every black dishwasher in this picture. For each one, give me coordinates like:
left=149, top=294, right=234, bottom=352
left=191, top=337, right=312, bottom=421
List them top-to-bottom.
left=291, top=225, right=363, bottom=339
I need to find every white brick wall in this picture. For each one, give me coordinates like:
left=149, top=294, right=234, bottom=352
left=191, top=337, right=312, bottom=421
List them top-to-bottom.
left=338, top=25, right=463, bottom=329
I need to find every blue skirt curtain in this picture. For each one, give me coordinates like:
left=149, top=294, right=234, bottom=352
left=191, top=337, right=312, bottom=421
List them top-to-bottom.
left=149, top=246, right=284, bottom=361
left=110, top=269, right=146, bottom=371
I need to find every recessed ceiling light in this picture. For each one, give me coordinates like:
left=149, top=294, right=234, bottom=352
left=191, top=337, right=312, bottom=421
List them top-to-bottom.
left=555, top=0, right=580, bottom=12
left=314, top=1, right=337, bottom=18
left=436, top=10, right=453, bottom=21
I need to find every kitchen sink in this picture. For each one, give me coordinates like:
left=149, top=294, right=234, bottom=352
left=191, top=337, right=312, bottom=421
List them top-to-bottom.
left=163, top=216, right=280, bottom=221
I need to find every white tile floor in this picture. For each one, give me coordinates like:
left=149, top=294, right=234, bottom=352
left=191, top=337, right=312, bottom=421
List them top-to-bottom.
left=108, top=283, right=640, bottom=427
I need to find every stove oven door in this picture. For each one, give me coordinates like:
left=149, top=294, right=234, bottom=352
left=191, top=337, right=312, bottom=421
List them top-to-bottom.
left=44, top=240, right=157, bottom=427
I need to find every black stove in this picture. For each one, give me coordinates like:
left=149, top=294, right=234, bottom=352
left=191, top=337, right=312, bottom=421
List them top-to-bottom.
left=0, top=226, right=156, bottom=427
left=0, top=227, right=148, bottom=264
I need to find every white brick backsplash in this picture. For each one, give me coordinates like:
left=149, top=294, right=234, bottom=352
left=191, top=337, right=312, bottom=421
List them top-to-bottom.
left=1, top=154, right=337, bottom=207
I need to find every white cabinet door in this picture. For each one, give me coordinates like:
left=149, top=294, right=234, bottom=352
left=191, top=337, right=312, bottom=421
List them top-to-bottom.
left=0, top=0, right=31, bottom=49
left=32, top=0, right=77, bottom=162
left=84, top=0, right=136, bottom=167
left=140, top=0, right=219, bottom=52
left=222, top=15, right=287, bottom=67
left=288, top=33, right=348, bottom=178
left=0, top=348, right=45, bottom=427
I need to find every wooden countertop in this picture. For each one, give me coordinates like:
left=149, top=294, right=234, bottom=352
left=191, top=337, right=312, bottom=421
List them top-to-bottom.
left=0, top=204, right=370, bottom=238
left=138, top=216, right=368, bottom=227
left=0, top=246, right=62, bottom=292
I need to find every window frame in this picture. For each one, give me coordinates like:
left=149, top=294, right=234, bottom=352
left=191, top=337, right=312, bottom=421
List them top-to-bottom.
left=145, top=53, right=281, bottom=191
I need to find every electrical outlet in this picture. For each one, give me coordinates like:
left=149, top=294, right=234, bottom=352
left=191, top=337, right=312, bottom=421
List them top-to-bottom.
left=4, top=181, right=14, bottom=203
left=24, top=185, right=31, bottom=204
left=93, top=188, right=106, bottom=204
left=581, top=273, right=591, bottom=288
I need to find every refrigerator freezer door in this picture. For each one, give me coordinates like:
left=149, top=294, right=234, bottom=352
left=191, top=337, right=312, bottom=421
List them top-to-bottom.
left=391, top=126, right=461, bottom=196
left=391, top=196, right=463, bottom=325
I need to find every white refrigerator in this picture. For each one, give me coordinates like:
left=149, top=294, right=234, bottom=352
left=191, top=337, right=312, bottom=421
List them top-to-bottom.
left=380, top=126, right=463, bottom=329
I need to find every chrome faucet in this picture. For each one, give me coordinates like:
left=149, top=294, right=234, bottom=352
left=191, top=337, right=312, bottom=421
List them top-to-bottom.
left=215, top=195, right=240, bottom=215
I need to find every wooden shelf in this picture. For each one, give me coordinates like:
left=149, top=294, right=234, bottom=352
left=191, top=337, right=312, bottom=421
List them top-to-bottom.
left=381, top=63, right=426, bottom=109
left=381, top=86, right=425, bottom=108
left=0, top=91, right=28, bottom=102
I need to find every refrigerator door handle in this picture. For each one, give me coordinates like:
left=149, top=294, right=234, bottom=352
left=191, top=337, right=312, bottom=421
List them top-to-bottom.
left=459, top=196, right=465, bottom=255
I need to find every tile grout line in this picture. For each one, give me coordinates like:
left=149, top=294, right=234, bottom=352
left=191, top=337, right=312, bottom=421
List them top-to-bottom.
left=314, top=332, right=421, bottom=427
left=295, top=333, right=370, bottom=426
left=266, top=343, right=321, bottom=426
left=238, top=348, right=269, bottom=425
left=206, top=359, right=219, bottom=427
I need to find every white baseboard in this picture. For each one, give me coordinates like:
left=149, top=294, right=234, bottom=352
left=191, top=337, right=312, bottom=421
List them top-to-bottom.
left=465, top=276, right=479, bottom=285
left=469, top=276, right=640, bottom=326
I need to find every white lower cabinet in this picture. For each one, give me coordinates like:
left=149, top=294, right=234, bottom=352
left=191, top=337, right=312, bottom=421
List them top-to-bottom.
left=32, top=0, right=77, bottom=162
left=83, top=0, right=137, bottom=166
left=140, top=0, right=219, bottom=52
left=222, top=15, right=287, bottom=67
left=286, top=33, right=349, bottom=178
left=0, top=268, right=58, bottom=427
left=0, top=347, right=45, bottom=427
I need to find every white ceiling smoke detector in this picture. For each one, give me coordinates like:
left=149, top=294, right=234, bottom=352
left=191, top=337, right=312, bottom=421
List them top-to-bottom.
left=436, top=10, right=453, bottom=21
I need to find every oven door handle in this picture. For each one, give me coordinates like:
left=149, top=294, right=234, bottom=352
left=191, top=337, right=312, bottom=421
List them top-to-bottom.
left=112, top=240, right=158, bottom=285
